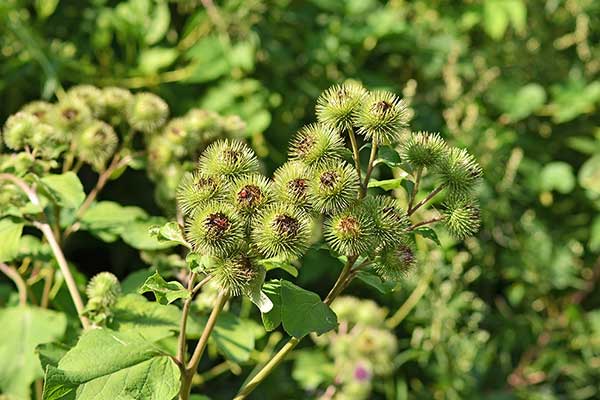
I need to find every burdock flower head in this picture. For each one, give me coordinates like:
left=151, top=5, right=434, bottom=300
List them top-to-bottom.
left=316, top=81, right=368, bottom=131
left=67, top=85, right=106, bottom=117
left=102, top=86, right=133, bottom=123
left=354, top=90, right=410, bottom=144
left=126, top=92, right=169, bottom=133
left=53, top=97, right=92, bottom=130
left=21, top=101, right=54, bottom=123
left=2, top=112, right=39, bottom=150
left=76, top=120, right=119, bottom=171
left=288, top=123, right=345, bottom=168
left=401, top=131, right=448, bottom=170
left=198, top=139, right=260, bottom=178
left=435, top=147, right=482, bottom=196
left=310, top=160, right=359, bottom=214
left=272, top=161, right=312, bottom=208
left=176, top=172, right=226, bottom=217
left=229, top=174, right=273, bottom=218
left=441, top=195, right=481, bottom=239
left=364, top=196, right=410, bottom=248
left=186, top=202, right=244, bottom=257
left=251, top=203, right=312, bottom=259
left=324, top=205, right=375, bottom=256
left=374, top=240, right=417, bottom=282
left=208, top=254, right=265, bottom=296
left=86, top=271, right=122, bottom=306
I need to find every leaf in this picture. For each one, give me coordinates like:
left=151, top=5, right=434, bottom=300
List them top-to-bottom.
left=35, top=0, right=59, bottom=19
left=483, top=0, right=509, bottom=40
left=145, top=2, right=170, bottom=45
left=185, top=36, right=230, bottom=83
left=138, top=47, right=178, bottom=74
left=505, top=83, right=546, bottom=121
left=375, top=145, right=403, bottom=168
left=579, top=155, right=600, bottom=194
left=539, top=162, right=575, bottom=194
left=38, top=172, right=85, bottom=210
left=79, top=201, right=147, bottom=240
left=590, top=216, right=600, bottom=252
left=121, top=217, right=179, bottom=250
left=0, top=218, right=24, bottom=262
left=149, top=221, right=191, bottom=249
left=414, top=227, right=441, bottom=246
left=258, top=257, right=299, bottom=277
left=356, top=269, right=397, bottom=294
left=138, top=272, right=190, bottom=305
left=261, top=280, right=338, bottom=338
left=108, top=294, right=180, bottom=343
left=0, top=306, right=67, bottom=400
left=211, top=312, right=255, bottom=363
left=42, top=329, right=180, bottom=400
left=37, top=342, right=71, bottom=371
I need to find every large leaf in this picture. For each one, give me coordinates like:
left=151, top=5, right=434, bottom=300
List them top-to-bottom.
left=39, top=172, right=85, bottom=210
left=0, top=217, right=24, bottom=262
left=121, top=217, right=179, bottom=250
left=138, top=272, right=190, bottom=305
left=261, top=280, right=337, bottom=338
left=108, top=294, right=180, bottom=343
left=0, top=306, right=67, bottom=400
left=211, top=312, right=255, bottom=363
left=42, top=329, right=179, bottom=400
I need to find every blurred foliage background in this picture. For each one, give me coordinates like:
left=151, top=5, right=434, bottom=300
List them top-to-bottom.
left=1, top=0, right=599, bottom=399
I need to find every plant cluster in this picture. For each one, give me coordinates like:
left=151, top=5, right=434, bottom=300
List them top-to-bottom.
left=0, top=82, right=481, bottom=400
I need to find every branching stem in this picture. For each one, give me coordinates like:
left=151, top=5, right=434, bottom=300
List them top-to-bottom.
left=408, top=185, right=444, bottom=216
left=0, top=262, right=27, bottom=306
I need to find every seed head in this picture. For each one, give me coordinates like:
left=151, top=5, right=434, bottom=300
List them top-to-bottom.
left=316, top=82, right=368, bottom=131
left=67, top=85, right=106, bottom=117
left=102, top=87, right=133, bottom=123
left=353, top=90, right=410, bottom=144
left=126, top=92, right=169, bottom=133
left=53, top=97, right=92, bottom=129
left=21, top=101, right=54, bottom=123
left=2, top=112, right=39, bottom=150
left=76, top=120, right=119, bottom=171
left=288, top=123, right=345, bottom=168
left=401, top=131, right=448, bottom=169
left=197, top=139, right=259, bottom=178
left=435, top=147, right=482, bottom=196
left=309, top=160, right=359, bottom=214
left=272, top=161, right=313, bottom=208
left=176, top=171, right=226, bottom=217
left=229, top=174, right=273, bottom=217
left=442, top=195, right=480, bottom=239
left=364, top=196, right=410, bottom=248
left=186, top=202, right=244, bottom=257
left=251, top=203, right=312, bottom=259
left=324, top=205, right=375, bottom=256
left=374, top=240, right=417, bottom=282
left=208, top=254, right=265, bottom=296
left=86, top=272, right=121, bottom=306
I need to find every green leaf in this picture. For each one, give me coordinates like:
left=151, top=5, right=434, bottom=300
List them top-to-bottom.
left=35, top=0, right=59, bottom=19
left=483, top=0, right=509, bottom=40
left=145, top=2, right=170, bottom=45
left=185, top=36, right=230, bottom=83
left=138, top=47, right=178, bottom=74
left=505, top=83, right=546, bottom=121
left=375, top=145, right=403, bottom=168
left=579, top=155, right=600, bottom=194
left=539, top=162, right=575, bottom=194
left=39, top=172, right=85, bottom=210
left=368, top=178, right=403, bottom=191
left=79, top=201, right=147, bottom=240
left=589, top=216, right=600, bottom=252
left=121, top=217, right=179, bottom=250
left=0, top=218, right=24, bottom=262
left=149, top=221, right=191, bottom=249
left=414, top=227, right=441, bottom=246
left=258, top=257, right=299, bottom=277
left=356, top=269, right=397, bottom=294
left=138, top=272, right=190, bottom=305
left=261, top=280, right=337, bottom=338
left=108, top=294, right=180, bottom=343
left=0, top=306, right=67, bottom=400
left=211, top=312, right=255, bottom=363
left=42, top=329, right=180, bottom=400
left=37, top=342, right=71, bottom=371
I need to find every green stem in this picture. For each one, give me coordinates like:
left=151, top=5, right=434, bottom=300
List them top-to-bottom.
left=347, top=126, right=364, bottom=195
left=363, top=141, right=379, bottom=191
left=408, top=167, right=423, bottom=211
left=408, top=185, right=444, bottom=216
left=234, top=257, right=358, bottom=399
left=0, top=262, right=28, bottom=306
left=385, top=266, right=433, bottom=329
left=177, top=272, right=197, bottom=365
left=180, top=291, right=228, bottom=400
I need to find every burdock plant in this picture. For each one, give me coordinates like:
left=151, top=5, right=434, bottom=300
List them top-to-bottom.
left=167, top=81, right=482, bottom=400
left=0, top=82, right=481, bottom=400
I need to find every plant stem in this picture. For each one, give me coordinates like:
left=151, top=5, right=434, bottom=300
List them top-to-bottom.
left=347, top=126, right=364, bottom=194
left=363, top=141, right=379, bottom=191
left=408, top=167, right=423, bottom=211
left=0, top=173, right=89, bottom=328
left=407, top=185, right=444, bottom=216
left=409, top=216, right=444, bottom=231
left=35, top=221, right=89, bottom=328
left=234, top=257, right=358, bottom=399
left=0, top=262, right=28, bottom=306
left=385, top=266, right=433, bottom=329
left=41, top=269, right=53, bottom=308
left=177, top=272, right=197, bottom=365
left=180, top=291, right=229, bottom=400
